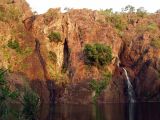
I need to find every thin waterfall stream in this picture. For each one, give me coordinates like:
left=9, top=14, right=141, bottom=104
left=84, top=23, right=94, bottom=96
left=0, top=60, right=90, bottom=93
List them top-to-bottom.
left=123, top=68, right=136, bottom=103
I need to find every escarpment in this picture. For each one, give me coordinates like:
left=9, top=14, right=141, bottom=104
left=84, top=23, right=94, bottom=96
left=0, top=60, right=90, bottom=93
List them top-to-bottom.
left=1, top=0, right=160, bottom=104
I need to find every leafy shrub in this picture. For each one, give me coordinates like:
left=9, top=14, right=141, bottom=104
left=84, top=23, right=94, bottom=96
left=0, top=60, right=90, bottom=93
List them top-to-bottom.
left=0, top=5, right=22, bottom=22
left=8, top=5, right=22, bottom=21
left=123, top=5, right=135, bottom=13
left=136, top=7, right=147, bottom=18
left=98, top=8, right=113, bottom=16
left=44, top=9, right=60, bottom=24
left=100, top=12, right=127, bottom=31
left=111, top=14, right=127, bottom=31
left=136, top=22, right=158, bottom=34
left=147, top=22, right=158, bottom=31
left=48, top=32, right=61, bottom=43
left=150, top=38, right=160, bottom=49
left=7, top=39, right=20, bottom=52
left=84, top=43, right=113, bottom=66
left=22, top=47, right=33, bottom=56
left=48, top=51, right=57, bottom=63
left=0, top=68, right=41, bottom=120
left=0, top=69, right=19, bottom=120
left=0, top=69, right=6, bottom=85
left=0, top=69, right=40, bottom=120
left=0, top=70, right=19, bottom=100
left=89, top=71, right=111, bottom=103
left=90, top=80, right=107, bottom=96
left=22, top=90, right=40, bottom=120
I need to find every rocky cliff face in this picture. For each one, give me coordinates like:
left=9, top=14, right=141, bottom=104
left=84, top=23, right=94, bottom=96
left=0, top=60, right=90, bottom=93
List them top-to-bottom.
left=1, top=0, right=160, bottom=104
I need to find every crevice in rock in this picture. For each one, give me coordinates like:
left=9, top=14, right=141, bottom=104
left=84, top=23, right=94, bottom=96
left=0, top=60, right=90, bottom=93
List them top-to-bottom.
left=23, top=15, right=36, bottom=31
left=62, top=38, right=70, bottom=73
left=35, top=39, right=56, bottom=103
left=35, top=39, right=48, bottom=79
left=119, top=40, right=126, bottom=67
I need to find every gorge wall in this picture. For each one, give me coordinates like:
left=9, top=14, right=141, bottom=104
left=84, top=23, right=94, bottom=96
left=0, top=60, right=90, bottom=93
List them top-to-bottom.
left=1, top=0, right=160, bottom=104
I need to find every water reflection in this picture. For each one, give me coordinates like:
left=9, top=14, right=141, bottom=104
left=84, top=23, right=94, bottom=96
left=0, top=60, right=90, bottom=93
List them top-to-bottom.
left=8, top=102, right=160, bottom=120
left=39, top=103, right=160, bottom=120
left=128, top=103, right=135, bottom=120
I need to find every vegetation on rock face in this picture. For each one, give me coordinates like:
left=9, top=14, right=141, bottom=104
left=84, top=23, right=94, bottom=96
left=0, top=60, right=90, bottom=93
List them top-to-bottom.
left=0, top=4, right=22, bottom=22
left=98, top=5, right=150, bottom=36
left=136, top=7, right=147, bottom=18
left=44, top=8, right=60, bottom=24
left=98, top=8, right=113, bottom=16
left=99, top=9, right=127, bottom=32
left=111, top=14, right=127, bottom=31
left=136, top=22, right=158, bottom=34
left=147, top=22, right=158, bottom=32
left=48, top=32, right=61, bottom=43
left=150, top=38, right=160, bottom=49
left=7, top=39, right=20, bottom=52
left=7, top=39, right=33, bottom=56
left=84, top=43, right=113, bottom=67
left=48, top=51, right=57, bottom=64
left=0, top=69, right=40, bottom=120
left=0, top=69, right=19, bottom=120
left=89, top=71, right=112, bottom=103
left=22, top=90, right=40, bottom=120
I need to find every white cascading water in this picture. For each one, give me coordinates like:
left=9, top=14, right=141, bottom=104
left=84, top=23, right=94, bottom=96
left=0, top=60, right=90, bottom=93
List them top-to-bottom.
left=116, top=56, right=120, bottom=67
left=123, top=68, right=135, bottom=103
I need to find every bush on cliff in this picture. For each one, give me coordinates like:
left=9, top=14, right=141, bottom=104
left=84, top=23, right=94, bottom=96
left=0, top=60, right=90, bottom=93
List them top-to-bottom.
left=0, top=5, right=22, bottom=22
left=136, top=7, right=147, bottom=18
left=110, top=14, right=127, bottom=31
left=147, top=22, right=158, bottom=32
left=48, top=31, right=61, bottom=43
left=150, top=38, right=160, bottom=49
left=7, top=39, right=20, bottom=53
left=84, top=43, right=113, bottom=67
left=48, top=51, right=57, bottom=64
left=0, top=68, right=40, bottom=120
left=0, top=69, right=19, bottom=119
left=89, top=71, right=112, bottom=103
left=22, top=90, right=40, bottom=120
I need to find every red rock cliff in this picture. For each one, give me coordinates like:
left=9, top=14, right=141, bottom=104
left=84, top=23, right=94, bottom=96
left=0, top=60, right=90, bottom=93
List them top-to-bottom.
left=1, top=0, right=160, bottom=103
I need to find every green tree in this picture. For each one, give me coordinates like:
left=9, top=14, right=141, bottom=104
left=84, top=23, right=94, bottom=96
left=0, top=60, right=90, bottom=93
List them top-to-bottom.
left=123, top=5, right=135, bottom=13
left=136, top=7, right=147, bottom=17
left=99, top=8, right=113, bottom=16
left=48, top=32, right=61, bottom=43
left=7, top=39, right=21, bottom=53
left=84, top=43, right=113, bottom=67
left=48, top=51, right=57, bottom=64
left=0, top=69, right=19, bottom=120
left=0, top=69, right=41, bottom=120
left=90, top=71, right=111, bottom=103
left=22, top=90, right=40, bottom=120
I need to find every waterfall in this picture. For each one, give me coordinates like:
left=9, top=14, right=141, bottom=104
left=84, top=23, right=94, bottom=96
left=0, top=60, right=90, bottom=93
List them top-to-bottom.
left=116, top=56, right=120, bottom=67
left=123, top=68, right=136, bottom=103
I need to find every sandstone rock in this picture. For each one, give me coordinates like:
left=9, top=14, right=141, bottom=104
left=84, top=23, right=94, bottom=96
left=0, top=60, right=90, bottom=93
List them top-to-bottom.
left=1, top=1, right=160, bottom=103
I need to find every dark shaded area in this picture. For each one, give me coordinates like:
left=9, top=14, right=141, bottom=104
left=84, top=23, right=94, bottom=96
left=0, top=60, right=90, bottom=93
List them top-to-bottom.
left=23, top=15, right=36, bottom=31
left=35, top=39, right=48, bottom=79
left=62, top=39, right=69, bottom=72
left=131, top=48, right=149, bottom=69
left=135, top=60, right=160, bottom=101
left=30, top=80, right=49, bottom=104
left=46, top=80, right=56, bottom=104
left=36, top=103, right=160, bottom=120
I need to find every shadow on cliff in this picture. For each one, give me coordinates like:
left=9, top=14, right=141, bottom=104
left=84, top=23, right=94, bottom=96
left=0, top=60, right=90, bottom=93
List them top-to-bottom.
left=30, top=79, right=56, bottom=104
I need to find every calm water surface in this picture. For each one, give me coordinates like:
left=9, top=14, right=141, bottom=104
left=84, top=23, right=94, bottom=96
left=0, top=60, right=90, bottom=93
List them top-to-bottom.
left=38, top=103, right=160, bottom=120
